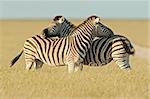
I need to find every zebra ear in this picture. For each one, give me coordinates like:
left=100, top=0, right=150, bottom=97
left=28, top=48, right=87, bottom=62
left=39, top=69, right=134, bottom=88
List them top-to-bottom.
left=58, top=17, right=65, bottom=24
left=95, top=18, right=100, bottom=24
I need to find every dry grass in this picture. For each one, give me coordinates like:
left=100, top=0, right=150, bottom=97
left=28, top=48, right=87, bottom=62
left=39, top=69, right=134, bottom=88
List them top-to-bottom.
left=0, top=19, right=149, bottom=99
left=0, top=57, right=149, bottom=99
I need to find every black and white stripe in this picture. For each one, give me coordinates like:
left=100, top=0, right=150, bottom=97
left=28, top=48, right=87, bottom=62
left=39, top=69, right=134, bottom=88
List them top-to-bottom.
left=10, top=16, right=101, bottom=73
left=43, top=16, right=114, bottom=38
left=45, top=16, right=135, bottom=69
left=96, top=22, right=114, bottom=37
left=84, top=35, right=134, bottom=69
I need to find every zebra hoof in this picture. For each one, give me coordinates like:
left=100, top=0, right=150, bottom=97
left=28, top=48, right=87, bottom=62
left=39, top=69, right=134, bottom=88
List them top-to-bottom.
left=25, top=66, right=32, bottom=70
left=122, top=66, right=131, bottom=71
left=68, top=68, right=75, bottom=73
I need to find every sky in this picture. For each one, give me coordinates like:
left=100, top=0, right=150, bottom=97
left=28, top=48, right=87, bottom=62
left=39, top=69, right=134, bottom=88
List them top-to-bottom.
left=0, top=0, right=149, bottom=19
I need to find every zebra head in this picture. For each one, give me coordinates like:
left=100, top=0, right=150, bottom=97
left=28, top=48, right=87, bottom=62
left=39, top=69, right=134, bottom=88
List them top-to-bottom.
left=41, top=15, right=67, bottom=38
left=42, top=15, right=76, bottom=38
left=52, top=15, right=75, bottom=37
left=53, top=15, right=66, bottom=25
left=86, top=15, right=103, bottom=37
left=87, top=15, right=101, bottom=25
left=87, top=16, right=114, bottom=37
left=96, top=22, right=114, bottom=37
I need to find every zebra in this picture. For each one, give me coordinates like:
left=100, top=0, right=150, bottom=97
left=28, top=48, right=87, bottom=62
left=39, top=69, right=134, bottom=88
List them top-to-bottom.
left=10, top=15, right=101, bottom=73
left=42, top=16, right=75, bottom=38
left=42, top=16, right=114, bottom=38
left=44, top=16, right=135, bottom=69
left=96, top=22, right=114, bottom=37
left=84, top=35, right=135, bottom=69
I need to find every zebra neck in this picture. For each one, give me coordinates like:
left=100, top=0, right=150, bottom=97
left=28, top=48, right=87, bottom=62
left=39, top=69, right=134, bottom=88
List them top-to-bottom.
left=72, top=20, right=94, bottom=33
left=59, top=21, right=75, bottom=36
left=71, top=21, right=95, bottom=47
left=78, top=21, right=94, bottom=37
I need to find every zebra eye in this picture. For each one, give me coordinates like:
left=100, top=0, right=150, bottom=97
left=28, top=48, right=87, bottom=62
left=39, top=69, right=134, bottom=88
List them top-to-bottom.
left=61, top=18, right=64, bottom=22
left=43, top=28, right=48, bottom=34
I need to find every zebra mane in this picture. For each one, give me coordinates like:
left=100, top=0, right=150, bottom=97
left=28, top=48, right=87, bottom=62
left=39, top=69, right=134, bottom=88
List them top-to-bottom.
left=53, top=15, right=63, bottom=21
left=70, top=15, right=99, bottom=33
left=87, top=15, right=99, bottom=20
left=64, top=19, right=75, bottom=28
left=70, top=19, right=91, bottom=35
left=99, top=22, right=114, bottom=33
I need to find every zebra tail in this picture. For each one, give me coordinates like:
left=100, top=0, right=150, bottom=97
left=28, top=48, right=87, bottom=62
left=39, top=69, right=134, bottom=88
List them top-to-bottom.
left=122, top=40, right=135, bottom=55
left=128, top=47, right=135, bottom=55
left=10, top=50, right=23, bottom=67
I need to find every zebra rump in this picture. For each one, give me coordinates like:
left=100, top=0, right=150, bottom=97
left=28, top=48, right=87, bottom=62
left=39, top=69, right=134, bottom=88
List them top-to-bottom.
left=84, top=35, right=135, bottom=69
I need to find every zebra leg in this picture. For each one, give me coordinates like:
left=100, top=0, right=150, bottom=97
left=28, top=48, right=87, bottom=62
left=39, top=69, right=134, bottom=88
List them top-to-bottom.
left=113, top=55, right=131, bottom=70
left=24, top=56, right=36, bottom=70
left=74, top=58, right=84, bottom=72
left=26, top=59, right=43, bottom=70
left=34, top=59, right=43, bottom=69
left=25, top=60, right=34, bottom=70
left=67, top=62, right=75, bottom=73
left=88, top=62, right=99, bottom=66
left=88, top=62, right=94, bottom=66
left=74, top=63, right=83, bottom=72
left=79, top=63, right=83, bottom=71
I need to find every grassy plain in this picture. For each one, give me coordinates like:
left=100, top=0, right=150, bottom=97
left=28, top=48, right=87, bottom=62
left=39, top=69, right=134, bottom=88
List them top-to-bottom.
left=0, top=19, right=149, bottom=99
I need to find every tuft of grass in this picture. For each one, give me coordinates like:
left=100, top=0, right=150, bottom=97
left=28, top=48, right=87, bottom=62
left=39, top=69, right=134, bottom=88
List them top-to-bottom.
left=0, top=57, right=149, bottom=99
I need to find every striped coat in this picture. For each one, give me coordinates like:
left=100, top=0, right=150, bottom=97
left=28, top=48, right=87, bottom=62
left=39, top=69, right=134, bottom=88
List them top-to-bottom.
left=10, top=16, right=101, bottom=73
left=43, top=16, right=135, bottom=69
left=84, top=35, right=134, bottom=69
